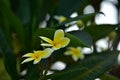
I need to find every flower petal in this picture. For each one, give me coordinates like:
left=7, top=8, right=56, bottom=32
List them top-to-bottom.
left=54, top=15, right=66, bottom=23
left=54, top=30, right=64, bottom=43
left=39, top=36, right=53, bottom=44
left=60, top=37, right=70, bottom=48
left=41, top=43, right=53, bottom=47
left=52, top=44, right=61, bottom=50
left=68, top=47, right=75, bottom=50
left=76, top=47, right=82, bottom=51
left=42, top=48, right=53, bottom=58
left=64, top=51, right=72, bottom=55
left=22, top=53, right=34, bottom=57
left=79, top=53, right=84, bottom=60
left=72, top=55, right=78, bottom=61
left=21, top=58, right=34, bottom=64
left=33, top=58, right=41, bottom=64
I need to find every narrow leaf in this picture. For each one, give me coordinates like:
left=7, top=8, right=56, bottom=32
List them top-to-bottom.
left=0, top=0, right=26, bottom=44
left=56, top=0, right=84, bottom=17
left=58, top=12, right=102, bottom=26
left=84, top=24, right=117, bottom=41
left=32, top=28, right=87, bottom=49
left=0, top=29, right=19, bottom=80
left=68, top=30, right=92, bottom=47
left=46, top=51, right=119, bottom=80
left=25, top=63, right=40, bottom=80
left=100, top=73, right=120, bottom=80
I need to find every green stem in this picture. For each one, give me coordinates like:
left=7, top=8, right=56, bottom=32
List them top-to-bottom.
left=112, top=33, right=120, bottom=50
left=93, top=41, right=97, bottom=53
left=38, top=62, right=43, bottom=80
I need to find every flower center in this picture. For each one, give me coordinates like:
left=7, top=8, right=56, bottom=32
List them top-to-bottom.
left=52, top=42, right=58, bottom=46
left=72, top=50, right=79, bottom=55
left=34, top=53, right=40, bottom=59
left=35, top=55, right=39, bottom=59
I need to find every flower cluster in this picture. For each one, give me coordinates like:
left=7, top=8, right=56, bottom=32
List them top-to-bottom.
left=22, top=29, right=84, bottom=64
left=22, top=29, right=70, bottom=64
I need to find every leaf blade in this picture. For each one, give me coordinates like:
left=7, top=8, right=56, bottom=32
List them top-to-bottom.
left=0, top=29, right=19, bottom=80
left=46, top=51, right=119, bottom=80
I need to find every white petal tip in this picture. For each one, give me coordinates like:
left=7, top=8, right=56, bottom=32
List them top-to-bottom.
left=21, top=61, right=25, bottom=64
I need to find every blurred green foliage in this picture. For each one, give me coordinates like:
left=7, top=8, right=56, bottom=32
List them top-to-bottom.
left=0, top=0, right=120, bottom=80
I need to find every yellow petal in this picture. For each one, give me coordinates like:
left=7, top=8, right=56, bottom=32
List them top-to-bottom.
left=54, top=16, right=66, bottom=23
left=59, top=16, right=66, bottom=23
left=54, top=30, right=64, bottom=43
left=39, top=36, right=53, bottom=44
left=60, top=37, right=70, bottom=48
left=41, top=43, right=53, bottom=47
left=52, top=44, right=61, bottom=50
left=64, top=47, right=84, bottom=61
left=68, top=47, right=75, bottom=50
left=76, top=47, right=82, bottom=51
left=42, top=48, right=53, bottom=58
left=34, top=50, right=42, bottom=53
left=64, top=51, right=72, bottom=55
left=22, top=53, right=34, bottom=57
left=79, top=53, right=84, bottom=60
left=72, top=55, right=79, bottom=61
left=21, top=58, right=34, bottom=64
left=33, top=58, right=41, bottom=64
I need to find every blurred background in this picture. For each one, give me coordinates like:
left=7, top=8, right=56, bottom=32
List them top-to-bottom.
left=0, top=0, right=120, bottom=80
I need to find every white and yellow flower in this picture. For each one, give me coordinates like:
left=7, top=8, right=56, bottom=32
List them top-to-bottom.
left=54, top=15, right=67, bottom=23
left=40, top=29, right=70, bottom=50
left=64, top=47, right=84, bottom=61
left=21, top=48, right=53, bottom=64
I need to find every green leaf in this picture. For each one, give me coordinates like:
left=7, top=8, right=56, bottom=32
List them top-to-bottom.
left=0, top=0, right=26, bottom=44
left=17, top=0, right=30, bottom=24
left=28, top=0, right=45, bottom=33
left=29, top=0, right=46, bottom=22
left=56, top=0, right=84, bottom=17
left=77, top=0, right=103, bottom=15
left=58, top=12, right=101, bottom=26
left=0, top=13, right=11, bottom=43
left=84, top=24, right=117, bottom=41
left=32, top=28, right=87, bottom=49
left=0, top=29, right=19, bottom=80
left=68, top=30, right=92, bottom=47
left=66, top=32, right=87, bottom=47
left=45, top=51, right=119, bottom=80
left=0, top=58, right=11, bottom=80
left=25, top=63, right=40, bottom=80
left=100, top=73, right=120, bottom=80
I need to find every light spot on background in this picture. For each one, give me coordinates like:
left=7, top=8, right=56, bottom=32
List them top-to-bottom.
left=105, top=0, right=118, bottom=4
left=95, top=1, right=118, bottom=24
left=83, top=5, right=95, bottom=14
left=66, top=12, right=79, bottom=32
left=70, top=12, right=78, bottom=18
left=96, top=38, right=108, bottom=52
left=82, top=47, right=93, bottom=54
left=51, top=61, right=66, bottom=71
left=95, top=78, right=101, bottom=80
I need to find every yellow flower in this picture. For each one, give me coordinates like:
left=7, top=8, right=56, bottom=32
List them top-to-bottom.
left=54, top=15, right=67, bottom=23
left=40, top=29, right=70, bottom=50
left=64, top=47, right=84, bottom=61
left=21, top=48, right=53, bottom=64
